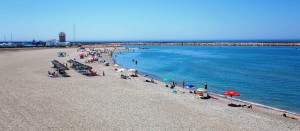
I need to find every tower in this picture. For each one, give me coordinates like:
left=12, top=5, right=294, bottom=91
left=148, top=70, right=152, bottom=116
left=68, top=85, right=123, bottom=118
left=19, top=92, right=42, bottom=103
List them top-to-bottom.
left=59, top=32, right=66, bottom=42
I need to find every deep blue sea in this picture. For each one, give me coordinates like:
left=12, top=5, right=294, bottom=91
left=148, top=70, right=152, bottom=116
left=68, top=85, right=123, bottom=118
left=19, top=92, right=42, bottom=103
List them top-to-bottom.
left=113, top=46, right=300, bottom=113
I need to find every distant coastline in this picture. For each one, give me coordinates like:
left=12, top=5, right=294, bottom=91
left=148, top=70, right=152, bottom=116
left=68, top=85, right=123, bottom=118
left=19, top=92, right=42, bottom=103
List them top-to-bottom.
left=1, top=42, right=300, bottom=48
left=73, top=42, right=300, bottom=47
left=117, top=42, right=300, bottom=46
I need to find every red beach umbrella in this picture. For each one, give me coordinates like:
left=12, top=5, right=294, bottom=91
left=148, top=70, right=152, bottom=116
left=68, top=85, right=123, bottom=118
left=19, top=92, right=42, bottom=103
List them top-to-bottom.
left=79, top=52, right=84, bottom=57
left=224, top=90, right=240, bottom=97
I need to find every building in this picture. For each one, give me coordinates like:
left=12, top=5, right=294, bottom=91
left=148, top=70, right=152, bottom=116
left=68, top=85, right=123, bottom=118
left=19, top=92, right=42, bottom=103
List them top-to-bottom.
left=44, top=32, right=71, bottom=47
left=59, top=32, right=66, bottom=42
left=46, top=38, right=70, bottom=47
left=46, top=39, right=57, bottom=46
left=55, top=42, right=70, bottom=46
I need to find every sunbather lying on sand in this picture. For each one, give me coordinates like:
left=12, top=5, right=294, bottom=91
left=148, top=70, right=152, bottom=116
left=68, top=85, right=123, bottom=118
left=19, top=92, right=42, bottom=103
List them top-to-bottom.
left=48, top=71, right=58, bottom=77
left=121, top=74, right=131, bottom=79
left=130, top=74, right=138, bottom=77
left=144, top=78, right=157, bottom=84
left=194, top=91, right=203, bottom=95
left=198, top=93, right=211, bottom=99
left=210, top=96, right=218, bottom=100
left=228, top=103, right=243, bottom=107
left=283, top=113, right=297, bottom=120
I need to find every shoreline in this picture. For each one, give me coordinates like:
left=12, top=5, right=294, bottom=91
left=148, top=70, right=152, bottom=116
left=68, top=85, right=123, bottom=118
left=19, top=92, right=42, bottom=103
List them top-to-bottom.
left=1, top=47, right=299, bottom=130
left=111, top=47, right=300, bottom=118
left=211, top=93, right=300, bottom=116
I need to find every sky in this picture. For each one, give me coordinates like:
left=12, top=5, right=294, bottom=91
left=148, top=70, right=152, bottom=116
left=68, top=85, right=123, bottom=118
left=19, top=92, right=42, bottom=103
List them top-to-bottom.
left=0, top=0, right=300, bottom=41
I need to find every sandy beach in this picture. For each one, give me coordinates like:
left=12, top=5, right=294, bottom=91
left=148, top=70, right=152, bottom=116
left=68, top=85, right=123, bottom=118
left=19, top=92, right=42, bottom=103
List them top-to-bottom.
left=0, top=47, right=299, bottom=130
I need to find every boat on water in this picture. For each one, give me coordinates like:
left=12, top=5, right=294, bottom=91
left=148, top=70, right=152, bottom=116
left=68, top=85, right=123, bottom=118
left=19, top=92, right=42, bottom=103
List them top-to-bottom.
left=0, top=43, right=17, bottom=47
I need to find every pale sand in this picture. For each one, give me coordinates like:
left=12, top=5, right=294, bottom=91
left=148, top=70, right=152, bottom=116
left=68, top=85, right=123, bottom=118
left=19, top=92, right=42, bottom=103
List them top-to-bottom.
left=0, top=48, right=299, bottom=130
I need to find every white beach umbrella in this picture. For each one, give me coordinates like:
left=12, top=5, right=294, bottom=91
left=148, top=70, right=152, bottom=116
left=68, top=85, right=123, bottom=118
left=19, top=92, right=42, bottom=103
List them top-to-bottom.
left=117, top=68, right=126, bottom=72
left=128, top=69, right=137, bottom=72
left=197, top=88, right=207, bottom=92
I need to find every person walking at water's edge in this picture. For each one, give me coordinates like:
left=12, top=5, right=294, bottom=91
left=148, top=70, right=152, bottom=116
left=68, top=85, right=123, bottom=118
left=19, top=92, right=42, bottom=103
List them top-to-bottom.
left=182, top=81, right=185, bottom=88
left=204, top=82, right=207, bottom=89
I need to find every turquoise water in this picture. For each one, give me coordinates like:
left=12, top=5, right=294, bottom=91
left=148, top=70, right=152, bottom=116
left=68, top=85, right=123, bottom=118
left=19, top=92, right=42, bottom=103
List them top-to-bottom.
left=113, top=46, right=300, bottom=113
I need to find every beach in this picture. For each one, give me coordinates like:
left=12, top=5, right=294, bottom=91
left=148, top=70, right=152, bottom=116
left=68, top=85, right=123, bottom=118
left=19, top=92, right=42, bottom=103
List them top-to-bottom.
left=0, top=48, right=299, bottom=130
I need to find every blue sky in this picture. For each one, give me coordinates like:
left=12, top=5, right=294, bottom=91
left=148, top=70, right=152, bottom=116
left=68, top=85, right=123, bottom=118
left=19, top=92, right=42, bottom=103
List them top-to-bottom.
left=0, top=0, right=300, bottom=41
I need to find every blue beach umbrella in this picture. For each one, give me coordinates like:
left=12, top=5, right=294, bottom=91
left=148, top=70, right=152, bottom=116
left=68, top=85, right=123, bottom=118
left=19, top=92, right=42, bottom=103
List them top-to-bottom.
left=185, top=84, right=195, bottom=89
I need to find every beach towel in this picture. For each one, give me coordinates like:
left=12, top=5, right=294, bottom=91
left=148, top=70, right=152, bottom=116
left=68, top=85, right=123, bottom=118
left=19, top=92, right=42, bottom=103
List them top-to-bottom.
left=172, top=90, right=177, bottom=94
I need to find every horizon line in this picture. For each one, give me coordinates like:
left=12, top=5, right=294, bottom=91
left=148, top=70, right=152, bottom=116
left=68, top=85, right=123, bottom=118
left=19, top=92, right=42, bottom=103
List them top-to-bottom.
left=1, top=39, right=300, bottom=43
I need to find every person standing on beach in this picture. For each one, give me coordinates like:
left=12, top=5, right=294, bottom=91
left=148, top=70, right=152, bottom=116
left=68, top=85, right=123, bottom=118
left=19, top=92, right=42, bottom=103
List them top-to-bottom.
left=103, top=71, right=105, bottom=76
left=182, top=81, right=185, bottom=88
left=171, top=82, right=176, bottom=89
left=204, top=82, right=208, bottom=89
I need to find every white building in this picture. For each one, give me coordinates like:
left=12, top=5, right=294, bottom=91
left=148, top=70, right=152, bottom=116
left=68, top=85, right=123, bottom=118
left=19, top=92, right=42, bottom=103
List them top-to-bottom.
left=46, top=39, right=71, bottom=47
left=47, top=39, right=56, bottom=46
left=55, top=42, right=71, bottom=46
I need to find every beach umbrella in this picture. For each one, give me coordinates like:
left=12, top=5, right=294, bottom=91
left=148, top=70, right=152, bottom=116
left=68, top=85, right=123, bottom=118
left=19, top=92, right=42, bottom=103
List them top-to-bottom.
left=117, top=68, right=125, bottom=72
left=128, top=69, right=137, bottom=72
left=163, top=78, right=171, bottom=82
left=185, top=84, right=195, bottom=89
left=197, top=88, right=207, bottom=92
left=224, top=90, right=240, bottom=97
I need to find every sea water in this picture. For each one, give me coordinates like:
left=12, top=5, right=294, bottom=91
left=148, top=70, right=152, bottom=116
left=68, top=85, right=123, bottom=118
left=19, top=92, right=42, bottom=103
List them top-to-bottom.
left=113, top=46, right=300, bottom=113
